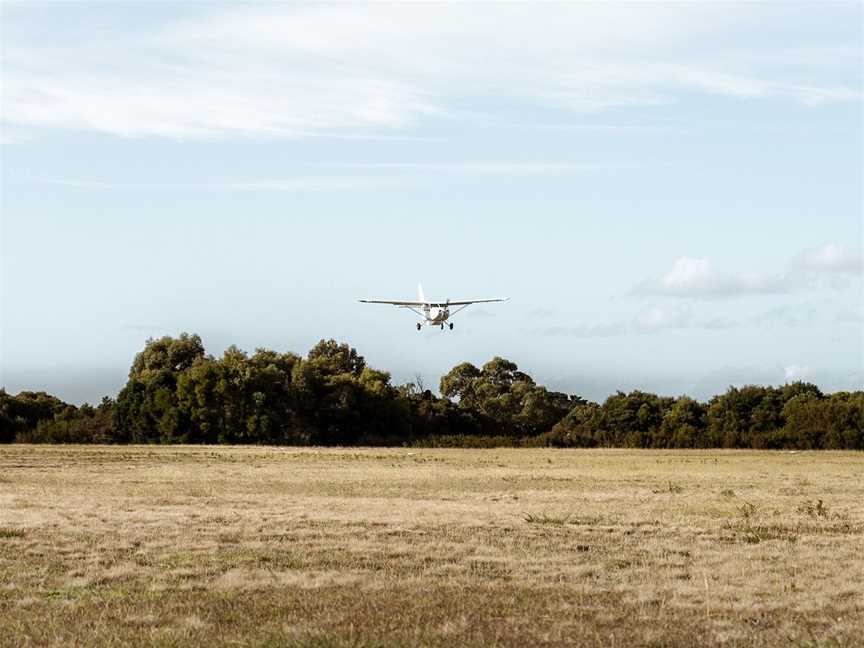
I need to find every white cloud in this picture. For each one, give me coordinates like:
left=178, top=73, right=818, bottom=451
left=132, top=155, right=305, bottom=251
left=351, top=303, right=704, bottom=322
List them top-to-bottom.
left=1, top=4, right=859, bottom=139
left=635, top=243, right=863, bottom=299
left=793, top=243, right=863, bottom=274
left=634, top=256, right=792, bottom=298
left=662, top=257, right=713, bottom=289
left=784, top=365, right=812, bottom=381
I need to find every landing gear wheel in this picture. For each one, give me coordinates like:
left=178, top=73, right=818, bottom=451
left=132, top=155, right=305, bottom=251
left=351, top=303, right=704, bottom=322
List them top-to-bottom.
left=416, top=323, right=421, bottom=331
left=449, top=323, right=454, bottom=330
left=440, top=324, right=444, bottom=330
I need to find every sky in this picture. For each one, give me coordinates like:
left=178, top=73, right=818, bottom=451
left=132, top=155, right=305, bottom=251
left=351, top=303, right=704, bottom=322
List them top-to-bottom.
left=1, top=2, right=862, bottom=404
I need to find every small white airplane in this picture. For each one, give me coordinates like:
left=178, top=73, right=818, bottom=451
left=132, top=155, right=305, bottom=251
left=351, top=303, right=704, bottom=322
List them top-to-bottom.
left=360, top=283, right=508, bottom=330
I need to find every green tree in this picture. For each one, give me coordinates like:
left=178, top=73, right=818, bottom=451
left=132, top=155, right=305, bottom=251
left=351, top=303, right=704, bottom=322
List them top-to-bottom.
left=115, top=333, right=203, bottom=443
left=129, top=333, right=205, bottom=380
left=306, top=339, right=366, bottom=377
left=176, top=357, right=225, bottom=443
left=440, top=357, right=575, bottom=437
left=439, top=362, right=482, bottom=406
left=705, top=385, right=770, bottom=448
left=596, top=391, right=672, bottom=448
left=780, top=394, right=828, bottom=449
left=658, top=396, right=706, bottom=448
left=546, top=402, right=601, bottom=447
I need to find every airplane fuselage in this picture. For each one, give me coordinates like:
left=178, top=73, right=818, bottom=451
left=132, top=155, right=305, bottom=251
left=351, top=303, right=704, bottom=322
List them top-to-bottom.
left=423, top=306, right=450, bottom=325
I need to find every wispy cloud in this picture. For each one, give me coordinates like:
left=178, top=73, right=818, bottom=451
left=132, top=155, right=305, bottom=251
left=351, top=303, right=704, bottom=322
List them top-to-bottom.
left=2, top=4, right=859, bottom=139
left=0, top=128, right=34, bottom=145
left=26, top=159, right=621, bottom=193
left=26, top=160, right=618, bottom=191
left=315, top=162, right=629, bottom=175
left=30, top=176, right=402, bottom=192
left=222, top=178, right=400, bottom=192
left=633, top=243, right=862, bottom=299
left=543, top=294, right=847, bottom=339
left=538, top=304, right=740, bottom=338
left=632, top=304, right=693, bottom=332
left=752, top=304, right=819, bottom=328
left=836, top=306, right=864, bottom=323
left=527, top=307, right=557, bottom=319
left=701, top=316, right=740, bottom=330
left=539, top=322, right=628, bottom=338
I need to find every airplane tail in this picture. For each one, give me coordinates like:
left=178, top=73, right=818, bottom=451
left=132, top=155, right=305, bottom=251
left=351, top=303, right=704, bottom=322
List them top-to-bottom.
left=418, top=282, right=426, bottom=304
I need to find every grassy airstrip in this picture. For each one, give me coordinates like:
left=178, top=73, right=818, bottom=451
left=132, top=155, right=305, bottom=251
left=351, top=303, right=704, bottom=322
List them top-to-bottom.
left=0, top=446, right=862, bottom=647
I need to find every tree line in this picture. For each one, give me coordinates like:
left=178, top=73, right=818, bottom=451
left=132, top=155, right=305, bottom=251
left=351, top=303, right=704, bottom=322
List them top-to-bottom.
left=2, top=333, right=862, bottom=449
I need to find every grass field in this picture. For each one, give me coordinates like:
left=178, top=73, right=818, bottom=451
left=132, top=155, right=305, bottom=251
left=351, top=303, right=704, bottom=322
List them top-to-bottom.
left=1, top=446, right=862, bottom=647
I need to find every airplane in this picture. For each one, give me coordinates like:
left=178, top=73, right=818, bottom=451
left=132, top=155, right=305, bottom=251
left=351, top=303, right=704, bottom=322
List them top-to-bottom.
left=359, top=283, right=508, bottom=331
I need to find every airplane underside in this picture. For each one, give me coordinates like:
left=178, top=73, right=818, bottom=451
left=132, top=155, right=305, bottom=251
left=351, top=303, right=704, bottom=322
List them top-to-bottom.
left=418, top=315, right=454, bottom=331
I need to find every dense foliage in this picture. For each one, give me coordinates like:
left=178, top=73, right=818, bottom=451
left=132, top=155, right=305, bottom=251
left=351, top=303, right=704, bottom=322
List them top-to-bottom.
left=2, top=334, right=862, bottom=449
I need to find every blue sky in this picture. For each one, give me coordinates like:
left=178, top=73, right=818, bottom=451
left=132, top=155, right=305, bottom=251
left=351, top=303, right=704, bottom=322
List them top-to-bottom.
left=1, top=2, right=862, bottom=404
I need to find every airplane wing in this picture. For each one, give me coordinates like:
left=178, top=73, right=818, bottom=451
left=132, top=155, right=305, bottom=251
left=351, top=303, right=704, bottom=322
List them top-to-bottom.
left=360, top=298, right=509, bottom=306
left=434, top=298, right=509, bottom=306
left=358, top=299, right=426, bottom=306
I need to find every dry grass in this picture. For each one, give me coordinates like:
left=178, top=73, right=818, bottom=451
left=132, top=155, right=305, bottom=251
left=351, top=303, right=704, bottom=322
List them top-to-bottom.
left=1, top=446, right=862, bottom=647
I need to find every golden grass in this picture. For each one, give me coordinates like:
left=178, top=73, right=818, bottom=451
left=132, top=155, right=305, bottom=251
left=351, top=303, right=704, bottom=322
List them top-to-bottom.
left=1, top=445, right=862, bottom=647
